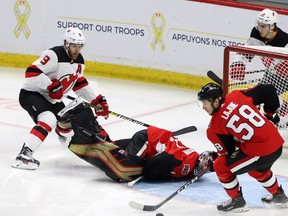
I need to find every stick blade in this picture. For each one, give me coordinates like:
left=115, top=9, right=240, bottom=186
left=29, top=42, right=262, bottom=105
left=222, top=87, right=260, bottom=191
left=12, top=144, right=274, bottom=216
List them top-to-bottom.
left=172, top=125, right=197, bottom=136
left=129, top=201, right=145, bottom=211
left=129, top=201, right=160, bottom=211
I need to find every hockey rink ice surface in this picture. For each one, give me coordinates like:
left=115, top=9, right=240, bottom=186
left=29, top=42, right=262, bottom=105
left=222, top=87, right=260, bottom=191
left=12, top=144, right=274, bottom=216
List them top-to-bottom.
left=0, top=67, right=287, bottom=216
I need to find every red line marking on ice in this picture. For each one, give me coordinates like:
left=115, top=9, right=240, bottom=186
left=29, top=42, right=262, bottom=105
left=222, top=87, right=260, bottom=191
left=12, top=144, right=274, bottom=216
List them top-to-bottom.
left=0, top=121, right=30, bottom=129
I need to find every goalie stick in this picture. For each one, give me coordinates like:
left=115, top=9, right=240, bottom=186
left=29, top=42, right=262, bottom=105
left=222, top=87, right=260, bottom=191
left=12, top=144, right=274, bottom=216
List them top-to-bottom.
left=64, top=95, right=197, bottom=136
left=129, top=176, right=198, bottom=211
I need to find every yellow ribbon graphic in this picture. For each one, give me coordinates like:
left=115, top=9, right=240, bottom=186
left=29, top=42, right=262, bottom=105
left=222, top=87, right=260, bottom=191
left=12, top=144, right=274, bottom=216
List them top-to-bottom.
left=14, top=0, right=31, bottom=39
left=151, top=12, right=166, bottom=52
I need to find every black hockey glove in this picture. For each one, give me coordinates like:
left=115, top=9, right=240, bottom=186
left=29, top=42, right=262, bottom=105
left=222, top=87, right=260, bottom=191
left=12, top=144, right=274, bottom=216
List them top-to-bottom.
left=264, top=112, right=280, bottom=125
left=143, top=152, right=181, bottom=180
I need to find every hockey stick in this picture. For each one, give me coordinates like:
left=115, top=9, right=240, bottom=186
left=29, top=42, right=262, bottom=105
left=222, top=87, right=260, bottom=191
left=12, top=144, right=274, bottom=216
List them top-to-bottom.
left=207, top=70, right=222, bottom=85
left=65, top=95, right=197, bottom=135
left=65, top=95, right=150, bottom=126
left=108, top=112, right=197, bottom=136
left=172, top=125, right=197, bottom=136
left=129, top=176, right=198, bottom=211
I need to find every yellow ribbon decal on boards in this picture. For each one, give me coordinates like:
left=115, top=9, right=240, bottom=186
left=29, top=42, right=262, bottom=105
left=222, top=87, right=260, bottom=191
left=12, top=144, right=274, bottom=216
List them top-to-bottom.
left=14, top=0, right=31, bottom=39
left=151, top=12, right=166, bottom=52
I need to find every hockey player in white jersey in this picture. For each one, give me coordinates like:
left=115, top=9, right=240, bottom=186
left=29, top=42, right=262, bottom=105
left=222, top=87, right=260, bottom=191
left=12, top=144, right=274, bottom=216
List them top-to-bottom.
left=230, top=8, right=288, bottom=119
left=231, top=8, right=288, bottom=81
left=12, top=27, right=109, bottom=170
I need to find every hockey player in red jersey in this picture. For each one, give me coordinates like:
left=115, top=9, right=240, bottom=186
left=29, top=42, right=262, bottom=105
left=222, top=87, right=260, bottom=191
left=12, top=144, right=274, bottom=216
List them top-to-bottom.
left=12, top=27, right=109, bottom=170
left=197, top=83, right=288, bottom=212
left=57, top=100, right=216, bottom=182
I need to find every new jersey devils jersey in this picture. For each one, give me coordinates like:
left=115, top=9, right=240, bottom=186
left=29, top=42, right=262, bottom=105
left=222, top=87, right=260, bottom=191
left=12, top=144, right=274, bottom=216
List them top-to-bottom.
left=247, top=27, right=288, bottom=47
left=22, top=46, right=96, bottom=104
left=207, top=90, right=284, bottom=156
left=147, top=126, right=199, bottom=178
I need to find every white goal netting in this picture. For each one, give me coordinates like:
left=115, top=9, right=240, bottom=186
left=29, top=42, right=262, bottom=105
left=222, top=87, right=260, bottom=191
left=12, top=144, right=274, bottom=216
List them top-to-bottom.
left=224, top=45, right=288, bottom=158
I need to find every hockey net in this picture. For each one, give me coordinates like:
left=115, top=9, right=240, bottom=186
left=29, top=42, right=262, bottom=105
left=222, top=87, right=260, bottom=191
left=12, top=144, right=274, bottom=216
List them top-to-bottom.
left=223, top=45, right=288, bottom=158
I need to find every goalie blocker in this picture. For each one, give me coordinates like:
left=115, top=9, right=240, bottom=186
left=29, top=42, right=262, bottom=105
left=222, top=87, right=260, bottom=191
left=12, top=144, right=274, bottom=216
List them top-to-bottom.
left=58, top=102, right=216, bottom=182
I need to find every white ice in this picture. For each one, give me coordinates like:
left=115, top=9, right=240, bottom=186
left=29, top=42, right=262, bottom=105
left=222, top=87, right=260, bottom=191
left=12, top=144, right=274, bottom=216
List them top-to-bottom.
left=0, top=67, right=287, bottom=216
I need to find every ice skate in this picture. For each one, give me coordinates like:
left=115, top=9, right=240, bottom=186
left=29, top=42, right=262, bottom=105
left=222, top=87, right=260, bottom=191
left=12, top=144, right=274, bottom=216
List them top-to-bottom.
left=11, top=144, right=40, bottom=170
left=262, top=185, right=288, bottom=208
left=217, top=189, right=249, bottom=213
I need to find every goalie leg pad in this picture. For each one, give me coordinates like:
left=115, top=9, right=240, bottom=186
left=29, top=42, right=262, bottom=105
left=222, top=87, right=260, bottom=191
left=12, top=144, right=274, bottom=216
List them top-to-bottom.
left=69, top=141, right=144, bottom=181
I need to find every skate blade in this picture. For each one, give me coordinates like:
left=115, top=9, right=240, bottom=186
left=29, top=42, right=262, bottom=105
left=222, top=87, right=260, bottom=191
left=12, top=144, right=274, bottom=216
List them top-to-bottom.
left=11, top=160, right=39, bottom=170
left=262, top=202, right=288, bottom=208
left=218, top=205, right=249, bottom=214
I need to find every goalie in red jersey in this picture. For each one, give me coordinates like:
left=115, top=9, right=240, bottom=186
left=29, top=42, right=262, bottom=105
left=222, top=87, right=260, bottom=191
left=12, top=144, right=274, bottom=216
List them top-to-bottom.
left=198, top=83, right=288, bottom=213
left=56, top=99, right=216, bottom=182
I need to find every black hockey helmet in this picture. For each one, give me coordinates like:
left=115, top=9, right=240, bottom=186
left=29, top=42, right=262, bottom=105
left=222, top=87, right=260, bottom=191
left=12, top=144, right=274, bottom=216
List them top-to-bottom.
left=197, top=83, right=223, bottom=102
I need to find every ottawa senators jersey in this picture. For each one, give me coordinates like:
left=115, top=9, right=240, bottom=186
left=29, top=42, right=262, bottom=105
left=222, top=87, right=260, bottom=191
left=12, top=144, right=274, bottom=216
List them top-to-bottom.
left=247, top=27, right=288, bottom=47
left=22, top=46, right=96, bottom=104
left=207, top=90, right=284, bottom=157
left=147, top=126, right=199, bottom=178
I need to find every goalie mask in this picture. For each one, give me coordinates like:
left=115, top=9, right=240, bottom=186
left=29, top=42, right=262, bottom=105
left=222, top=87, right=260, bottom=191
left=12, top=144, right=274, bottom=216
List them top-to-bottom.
left=191, top=151, right=217, bottom=178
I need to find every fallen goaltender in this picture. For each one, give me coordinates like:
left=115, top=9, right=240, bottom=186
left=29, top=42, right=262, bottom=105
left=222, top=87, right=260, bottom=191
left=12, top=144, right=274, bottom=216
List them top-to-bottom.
left=56, top=98, right=218, bottom=182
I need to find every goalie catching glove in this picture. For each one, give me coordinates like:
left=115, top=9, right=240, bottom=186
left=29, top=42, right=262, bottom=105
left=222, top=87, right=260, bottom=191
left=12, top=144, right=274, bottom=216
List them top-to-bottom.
left=230, top=61, right=246, bottom=81
left=91, top=94, right=109, bottom=119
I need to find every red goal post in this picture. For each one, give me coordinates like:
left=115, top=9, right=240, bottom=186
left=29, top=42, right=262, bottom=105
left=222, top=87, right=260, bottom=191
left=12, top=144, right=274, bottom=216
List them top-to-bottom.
left=223, top=45, right=288, bottom=157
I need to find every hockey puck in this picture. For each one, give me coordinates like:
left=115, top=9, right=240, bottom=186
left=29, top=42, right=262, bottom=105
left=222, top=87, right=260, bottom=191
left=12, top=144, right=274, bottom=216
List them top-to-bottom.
left=156, top=213, right=164, bottom=216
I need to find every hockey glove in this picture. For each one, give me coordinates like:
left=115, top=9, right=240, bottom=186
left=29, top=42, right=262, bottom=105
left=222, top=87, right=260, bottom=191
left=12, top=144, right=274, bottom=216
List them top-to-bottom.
left=230, top=61, right=245, bottom=81
left=47, top=79, right=63, bottom=100
left=91, top=94, right=109, bottom=119
left=264, top=112, right=280, bottom=125
left=143, top=152, right=181, bottom=180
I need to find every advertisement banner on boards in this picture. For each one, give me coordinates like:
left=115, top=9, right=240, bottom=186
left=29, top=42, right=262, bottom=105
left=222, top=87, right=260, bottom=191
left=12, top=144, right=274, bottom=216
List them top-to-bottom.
left=1, top=0, right=288, bottom=76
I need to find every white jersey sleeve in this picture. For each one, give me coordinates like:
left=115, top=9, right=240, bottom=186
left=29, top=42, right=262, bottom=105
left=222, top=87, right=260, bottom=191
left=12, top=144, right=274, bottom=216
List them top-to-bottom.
left=22, top=49, right=58, bottom=101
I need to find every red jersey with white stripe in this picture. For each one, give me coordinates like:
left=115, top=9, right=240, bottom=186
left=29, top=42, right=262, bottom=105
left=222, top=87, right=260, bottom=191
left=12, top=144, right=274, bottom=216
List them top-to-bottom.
left=22, top=46, right=96, bottom=104
left=207, top=90, right=284, bottom=156
left=147, top=126, right=199, bottom=178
